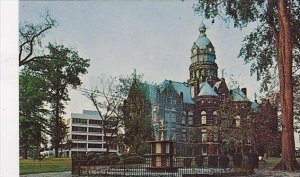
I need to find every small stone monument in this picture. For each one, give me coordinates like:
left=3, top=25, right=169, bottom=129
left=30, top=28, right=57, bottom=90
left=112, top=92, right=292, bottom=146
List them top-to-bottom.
left=147, top=120, right=177, bottom=172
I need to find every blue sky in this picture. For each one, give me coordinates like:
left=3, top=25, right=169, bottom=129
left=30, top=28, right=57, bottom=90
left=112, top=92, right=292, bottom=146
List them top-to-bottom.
left=19, top=0, right=261, bottom=117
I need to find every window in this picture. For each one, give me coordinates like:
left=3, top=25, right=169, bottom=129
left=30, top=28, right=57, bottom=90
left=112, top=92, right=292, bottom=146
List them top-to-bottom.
left=221, top=93, right=226, bottom=101
left=201, top=111, right=206, bottom=125
left=213, top=111, right=218, bottom=124
left=171, top=113, right=176, bottom=123
left=235, top=115, right=241, bottom=128
left=182, top=117, right=186, bottom=124
left=188, top=117, right=193, bottom=125
left=72, top=118, right=87, bottom=124
left=89, top=119, right=102, bottom=125
left=72, top=126, right=87, bottom=132
left=89, top=127, right=102, bottom=133
left=201, top=129, right=207, bottom=142
left=182, top=134, right=187, bottom=142
left=213, top=134, right=218, bottom=142
left=72, top=135, right=86, bottom=140
left=88, top=135, right=102, bottom=141
left=72, top=143, right=86, bottom=148
left=88, top=143, right=102, bottom=148
left=202, top=146, right=207, bottom=155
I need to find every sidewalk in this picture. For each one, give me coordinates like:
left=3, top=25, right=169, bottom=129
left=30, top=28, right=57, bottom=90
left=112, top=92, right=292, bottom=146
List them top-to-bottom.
left=250, top=169, right=300, bottom=177
left=20, top=171, right=71, bottom=177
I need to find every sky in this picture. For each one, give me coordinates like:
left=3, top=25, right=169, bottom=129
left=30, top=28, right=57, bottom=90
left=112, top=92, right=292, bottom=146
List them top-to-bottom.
left=19, top=0, right=262, bottom=117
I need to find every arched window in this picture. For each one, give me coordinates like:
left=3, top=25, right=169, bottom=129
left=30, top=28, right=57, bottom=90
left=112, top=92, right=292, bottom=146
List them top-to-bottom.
left=201, top=111, right=206, bottom=125
left=213, top=111, right=218, bottom=124
left=235, top=115, right=241, bottom=128
left=201, top=129, right=207, bottom=142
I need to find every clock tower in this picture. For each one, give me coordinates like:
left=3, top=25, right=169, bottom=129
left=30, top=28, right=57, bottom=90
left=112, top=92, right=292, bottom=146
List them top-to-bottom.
left=188, top=22, right=218, bottom=97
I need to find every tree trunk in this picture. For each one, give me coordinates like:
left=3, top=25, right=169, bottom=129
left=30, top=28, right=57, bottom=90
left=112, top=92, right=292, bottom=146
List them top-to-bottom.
left=273, top=0, right=300, bottom=171
left=54, top=95, right=60, bottom=158
left=23, top=148, right=28, bottom=159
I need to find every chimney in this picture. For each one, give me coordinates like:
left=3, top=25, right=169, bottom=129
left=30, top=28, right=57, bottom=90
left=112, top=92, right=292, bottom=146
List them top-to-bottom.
left=241, top=88, right=247, bottom=96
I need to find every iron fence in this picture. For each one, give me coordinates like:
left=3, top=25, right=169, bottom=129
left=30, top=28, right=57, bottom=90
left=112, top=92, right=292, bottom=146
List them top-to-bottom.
left=72, top=157, right=238, bottom=177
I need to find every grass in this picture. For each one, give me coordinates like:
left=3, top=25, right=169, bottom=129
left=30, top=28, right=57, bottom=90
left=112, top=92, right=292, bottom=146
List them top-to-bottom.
left=258, top=157, right=300, bottom=169
left=20, top=158, right=71, bottom=175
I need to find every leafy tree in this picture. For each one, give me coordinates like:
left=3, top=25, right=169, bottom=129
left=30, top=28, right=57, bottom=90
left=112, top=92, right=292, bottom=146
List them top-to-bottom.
left=194, top=0, right=300, bottom=170
left=19, top=11, right=57, bottom=66
left=27, top=43, right=90, bottom=157
left=19, top=68, right=48, bottom=159
left=121, top=72, right=152, bottom=154
left=84, top=75, right=123, bottom=155
left=219, top=100, right=252, bottom=156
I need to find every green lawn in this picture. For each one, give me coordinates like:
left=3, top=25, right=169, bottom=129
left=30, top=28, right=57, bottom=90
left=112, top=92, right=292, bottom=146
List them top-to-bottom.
left=258, top=157, right=300, bottom=169
left=20, top=158, right=71, bottom=175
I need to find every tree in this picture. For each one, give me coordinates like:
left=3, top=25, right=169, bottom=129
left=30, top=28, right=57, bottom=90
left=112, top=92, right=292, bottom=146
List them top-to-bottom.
left=194, top=0, right=300, bottom=170
left=19, top=11, right=57, bottom=66
left=26, top=43, right=90, bottom=157
left=19, top=68, right=48, bottom=159
left=121, top=72, right=153, bottom=154
left=84, top=75, right=123, bottom=155
left=218, top=99, right=253, bottom=156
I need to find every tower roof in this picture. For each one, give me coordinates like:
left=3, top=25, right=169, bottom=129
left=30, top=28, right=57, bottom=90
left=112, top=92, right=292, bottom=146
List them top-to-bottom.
left=199, top=21, right=206, bottom=31
left=195, top=22, right=213, bottom=49
left=198, top=82, right=218, bottom=97
left=231, top=88, right=249, bottom=101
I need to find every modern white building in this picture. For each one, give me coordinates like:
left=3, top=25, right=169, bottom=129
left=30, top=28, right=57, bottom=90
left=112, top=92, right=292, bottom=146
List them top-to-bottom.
left=64, top=110, right=118, bottom=157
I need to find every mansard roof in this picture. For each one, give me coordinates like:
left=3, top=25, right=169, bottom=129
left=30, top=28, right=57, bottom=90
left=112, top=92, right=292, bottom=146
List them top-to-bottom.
left=160, top=80, right=195, bottom=104
left=198, top=81, right=218, bottom=97
left=231, top=88, right=250, bottom=102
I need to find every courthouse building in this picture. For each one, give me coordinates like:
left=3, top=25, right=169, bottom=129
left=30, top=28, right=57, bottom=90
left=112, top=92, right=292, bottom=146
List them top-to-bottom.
left=126, top=22, right=280, bottom=157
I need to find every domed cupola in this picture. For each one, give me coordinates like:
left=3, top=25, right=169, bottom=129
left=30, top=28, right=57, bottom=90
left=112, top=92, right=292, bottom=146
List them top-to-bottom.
left=189, top=21, right=218, bottom=88
left=194, top=22, right=213, bottom=50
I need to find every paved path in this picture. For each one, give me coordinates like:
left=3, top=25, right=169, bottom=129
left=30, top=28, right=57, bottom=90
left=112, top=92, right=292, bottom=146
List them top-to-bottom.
left=20, top=169, right=300, bottom=177
left=248, top=169, right=300, bottom=177
left=20, top=171, right=71, bottom=177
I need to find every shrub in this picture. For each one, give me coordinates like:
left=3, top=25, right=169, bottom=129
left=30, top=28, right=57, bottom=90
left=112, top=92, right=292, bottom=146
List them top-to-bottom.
left=87, top=152, right=96, bottom=160
left=71, top=153, right=79, bottom=160
left=120, top=153, right=137, bottom=159
left=245, top=153, right=259, bottom=169
left=109, top=154, right=120, bottom=164
left=233, top=154, right=243, bottom=167
left=98, top=155, right=109, bottom=165
left=208, top=155, right=218, bottom=167
left=219, top=155, right=230, bottom=168
left=123, top=156, right=145, bottom=164
left=195, top=156, right=204, bottom=167
left=184, top=158, right=192, bottom=167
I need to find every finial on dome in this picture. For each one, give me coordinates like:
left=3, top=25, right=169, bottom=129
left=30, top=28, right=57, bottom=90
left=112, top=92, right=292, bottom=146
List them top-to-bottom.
left=199, top=20, right=206, bottom=34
